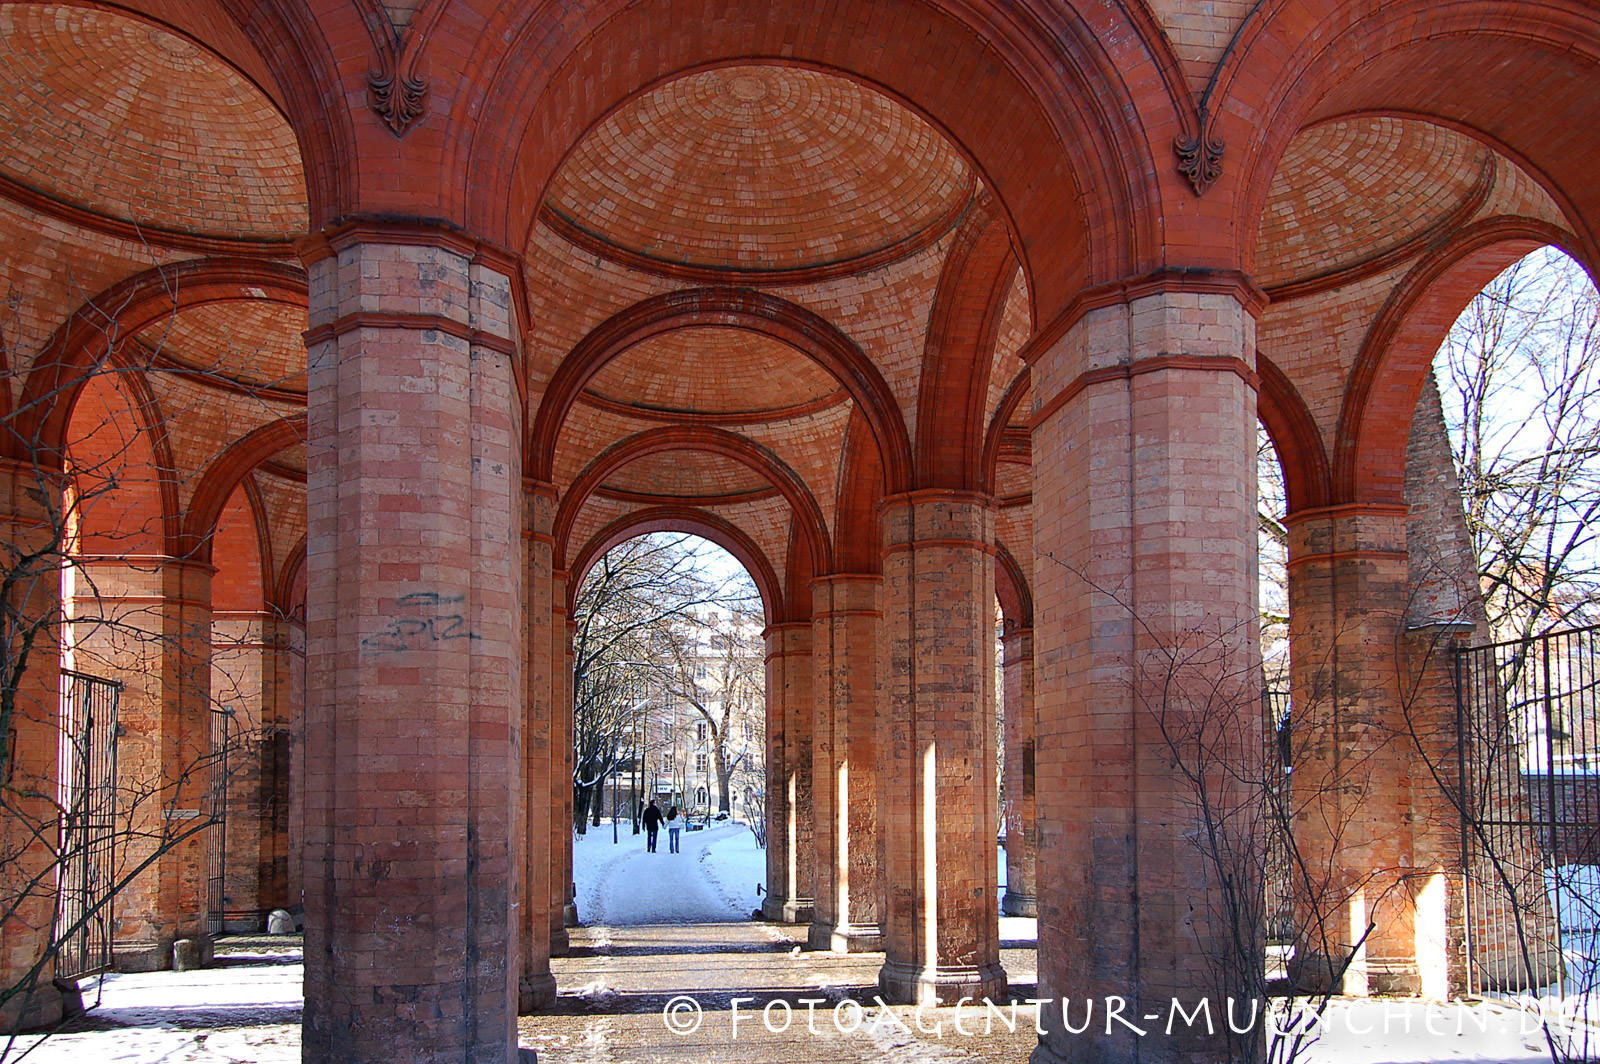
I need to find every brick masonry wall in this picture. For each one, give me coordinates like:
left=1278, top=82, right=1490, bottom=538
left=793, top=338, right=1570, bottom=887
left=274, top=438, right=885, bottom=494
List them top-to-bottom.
left=301, top=239, right=522, bottom=1064
left=1030, top=291, right=1260, bottom=1064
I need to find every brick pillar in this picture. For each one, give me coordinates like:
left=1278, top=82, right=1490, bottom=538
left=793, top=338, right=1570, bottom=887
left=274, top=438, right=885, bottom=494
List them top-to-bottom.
left=301, top=232, right=523, bottom=1064
left=1029, top=289, right=1261, bottom=1064
left=0, top=460, right=67, bottom=1031
left=520, top=482, right=557, bottom=1010
left=877, top=491, right=1005, bottom=1005
left=1286, top=503, right=1484, bottom=997
left=157, top=558, right=215, bottom=957
left=808, top=575, right=882, bottom=952
left=554, top=605, right=576, bottom=945
left=285, top=616, right=305, bottom=914
left=762, top=622, right=813, bottom=922
left=1001, top=627, right=1037, bottom=917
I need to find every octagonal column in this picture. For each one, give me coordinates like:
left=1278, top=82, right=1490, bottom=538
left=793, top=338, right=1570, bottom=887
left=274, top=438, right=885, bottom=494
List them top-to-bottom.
left=301, top=227, right=523, bottom=1064
left=1029, top=286, right=1261, bottom=1064
left=0, top=460, right=67, bottom=1031
left=520, top=481, right=557, bottom=1010
left=877, top=491, right=1005, bottom=1005
left=808, top=574, right=882, bottom=952
left=762, top=621, right=813, bottom=922
left=1001, top=627, right=1037, bottom=917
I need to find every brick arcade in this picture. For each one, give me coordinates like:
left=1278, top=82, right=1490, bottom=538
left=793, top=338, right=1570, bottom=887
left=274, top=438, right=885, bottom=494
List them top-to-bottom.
left=0, top=2, right=1597, bottom=1063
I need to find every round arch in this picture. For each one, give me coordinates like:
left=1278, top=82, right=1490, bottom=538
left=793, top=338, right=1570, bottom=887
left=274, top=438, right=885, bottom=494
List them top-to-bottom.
left=442, top=0, right=1171, bottom=318
left=1223, top=0, right=1600, bottom=275
left=1334, top=218, right=1575, bottom=504
left=16, top=259, right=308, bottom=462
left=528, top=287, right=914, bottom=493
left=1256, top=353, right=1332, bottom=515
left=180, top=416, right=308, bottom=561
left=553, top=425, right=832, bottom=579
left=567, top=507, right=786, bottom=627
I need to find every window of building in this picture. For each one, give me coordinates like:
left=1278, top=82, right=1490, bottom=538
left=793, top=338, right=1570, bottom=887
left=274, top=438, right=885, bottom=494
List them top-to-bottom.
left=696, top=722, right=707, bottom=742
left=696, top=753, right=707, bottom=773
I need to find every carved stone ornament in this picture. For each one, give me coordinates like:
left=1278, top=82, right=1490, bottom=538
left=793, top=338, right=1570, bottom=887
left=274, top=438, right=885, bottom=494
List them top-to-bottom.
left=368, top=37, right=427, bottom=137
left=1175, top=131, right=1225, bottom=196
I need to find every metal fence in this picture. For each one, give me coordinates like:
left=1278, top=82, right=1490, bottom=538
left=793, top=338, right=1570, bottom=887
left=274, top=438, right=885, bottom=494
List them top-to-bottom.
left=1455, top=623, right=1600, bottom=998
left=55, top=670, right=121, bottom=981
left=206, top=706, right=235, bottom=937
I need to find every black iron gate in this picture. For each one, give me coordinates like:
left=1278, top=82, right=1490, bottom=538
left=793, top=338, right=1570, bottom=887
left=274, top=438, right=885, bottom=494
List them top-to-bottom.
left=1455, top=623, right=1600, bottom=997
left=55, top=670, right=121, bottom=981
left=206, top=706, right=234, bottom=937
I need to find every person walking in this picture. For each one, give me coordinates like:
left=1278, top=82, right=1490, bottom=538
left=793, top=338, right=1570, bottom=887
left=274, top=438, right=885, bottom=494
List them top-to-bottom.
left=642, top=798, right=664, bottom=852
left=666, top=805, right=682, bottom=854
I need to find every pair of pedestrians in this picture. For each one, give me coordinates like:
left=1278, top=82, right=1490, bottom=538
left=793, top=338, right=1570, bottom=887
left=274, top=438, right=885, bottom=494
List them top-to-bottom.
left=641, top=799, right=682, bottom=853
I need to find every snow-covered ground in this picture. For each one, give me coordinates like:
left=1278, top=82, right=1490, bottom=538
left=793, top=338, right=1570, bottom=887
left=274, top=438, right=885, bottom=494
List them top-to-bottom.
left=572, top=818, right=759, bottom=924
left=2, top=834, right=1580, bottom=1063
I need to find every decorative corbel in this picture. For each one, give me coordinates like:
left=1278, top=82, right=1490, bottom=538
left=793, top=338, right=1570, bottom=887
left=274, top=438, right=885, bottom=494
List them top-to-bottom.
left=367, top=30, right=428, bottom=137
left=1175, top=117, right=1225, bottom=197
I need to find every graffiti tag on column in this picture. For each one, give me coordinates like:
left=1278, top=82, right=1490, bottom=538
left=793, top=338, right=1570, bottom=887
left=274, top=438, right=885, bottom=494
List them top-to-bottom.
left=361, top=591, right=480, bottom=653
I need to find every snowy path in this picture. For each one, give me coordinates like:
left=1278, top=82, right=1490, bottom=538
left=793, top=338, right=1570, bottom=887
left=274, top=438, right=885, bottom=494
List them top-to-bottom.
left=575, top=821, right=755, bottom=925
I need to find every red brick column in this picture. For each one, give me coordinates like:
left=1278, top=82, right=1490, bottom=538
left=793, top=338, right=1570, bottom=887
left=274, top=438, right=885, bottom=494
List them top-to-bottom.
left=301, top=231, right=524, bottom=1064
left=1030, top=289, right=1260, bottom=1064
left=0, top=460, right=67, bottom=1030
left=520, top=482, right=557, bottom=1010
left=877, top=491, right=1005, bottom=1005
left=1286, top=505, right=1466, bottom=997
left=155, top=558, right=216, bottom=956
left=808, top=575, right=882, bottom=952
left=555, top=606, right=576, bottom=946
left=286, top=616, right=305, bottom=913
left=762, top=622, right=814, bottom=922
left=1001, top=627, right=1036, bottom=917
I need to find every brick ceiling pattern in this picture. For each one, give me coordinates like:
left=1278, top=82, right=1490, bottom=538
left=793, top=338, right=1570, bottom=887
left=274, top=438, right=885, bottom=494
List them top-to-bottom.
left=0, top=4, right=306, bottom=239
left=545, top=65, right=972, bottom=274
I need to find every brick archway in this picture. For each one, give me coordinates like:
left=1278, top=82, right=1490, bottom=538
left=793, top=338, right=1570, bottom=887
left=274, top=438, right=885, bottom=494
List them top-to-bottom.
left=440, top=0, right=1171, bottom=318
left=1225, top=0, right=1600, bottom=274
left=1334, top=218, right=1576, bottom=504
left=16, top=259, right=307, bottom=462
left=529, top=288, right=913, bottom=494
left=180, top=416, right=308, bottom=561
left=553, top=425, right=832, bottom=580
left=567, top=507, right=786, bottom=626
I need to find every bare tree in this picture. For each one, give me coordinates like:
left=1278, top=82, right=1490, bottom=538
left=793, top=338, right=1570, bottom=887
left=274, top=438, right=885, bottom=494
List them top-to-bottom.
left=1439, top=247, right=1600, bottom=645
left=0, top=273, right=293, bottom=1056
left=568, top=534, right=757, bottom=830
left=659, top=604, right=763, bottom=816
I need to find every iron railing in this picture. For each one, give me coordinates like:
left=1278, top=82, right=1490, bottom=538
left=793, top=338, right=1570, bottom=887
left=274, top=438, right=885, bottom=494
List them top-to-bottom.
left=1455, top=623, right=1600, bottom=999
left=55, top=670, right=121, bottom=981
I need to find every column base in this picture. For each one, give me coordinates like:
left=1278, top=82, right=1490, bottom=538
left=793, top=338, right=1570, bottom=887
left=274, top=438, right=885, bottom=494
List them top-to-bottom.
left=1001, top=891, right=1038, bottom=918
left=762, top=896, right=814, bottom=923
left=563, top=902, right=579, bottom=928
left=807, top=920, right=883, bottom=953
left=549, top=928, right=570, bottom=958
left=113, top=934, right=214, bottom=973
left=1366, top=957, right=1421, bottom=996
left=878, top=958, right=1007, bottom=1006
left=518, top=973, right=558, bottom=1013
left=0, top=979, right=77, bottom=1034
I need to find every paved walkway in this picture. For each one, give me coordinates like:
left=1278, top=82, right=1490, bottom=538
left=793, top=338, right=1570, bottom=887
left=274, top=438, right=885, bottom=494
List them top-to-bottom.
left=519, top=921, right=1042, bottom=1063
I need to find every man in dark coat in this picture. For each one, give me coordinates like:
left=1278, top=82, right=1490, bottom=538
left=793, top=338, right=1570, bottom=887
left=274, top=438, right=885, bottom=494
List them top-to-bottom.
left=641, top=798, right=664, bottom=852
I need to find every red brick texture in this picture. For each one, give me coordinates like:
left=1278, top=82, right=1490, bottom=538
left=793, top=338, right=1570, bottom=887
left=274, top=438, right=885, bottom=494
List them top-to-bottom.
left=300, top=236, right=523, bottom=1064
left=1030, top=291, right=1260, bottom=1063
left=0, top=461, right=67, bottom=1031
left=877, top=492, right=1006, bottom=1006
left=807, top=574, right=884, bottom=952
left=762, top=622, right=814, bottom=922
left=1001, top=628, right=1037, bottom=917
